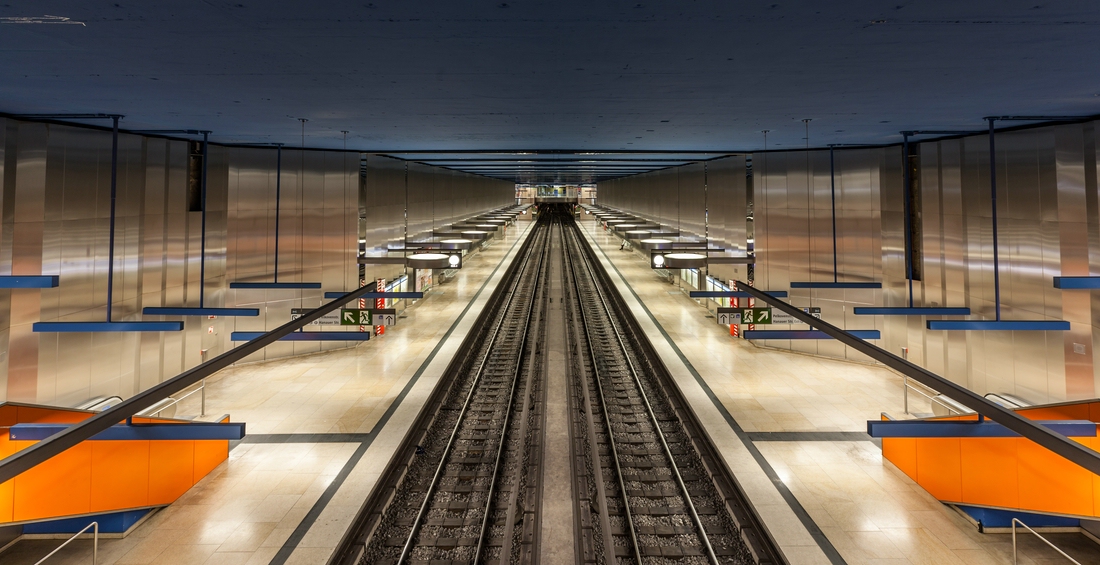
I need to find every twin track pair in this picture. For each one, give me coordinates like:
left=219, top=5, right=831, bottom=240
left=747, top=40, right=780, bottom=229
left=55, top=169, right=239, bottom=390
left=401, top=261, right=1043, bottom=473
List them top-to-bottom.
left=334, top=207, right=781, bottom=565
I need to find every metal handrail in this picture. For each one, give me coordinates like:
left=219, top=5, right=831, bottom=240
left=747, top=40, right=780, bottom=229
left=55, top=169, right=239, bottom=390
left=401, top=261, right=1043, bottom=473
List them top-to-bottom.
left=734, top=281, right=1100, bottom=477
left=0, top=283, right=382, bottom=484
left=902, top=378, right=966, bottom=416
left=139, top=379, right=206, bottom=418
left=1013, top=518, right=1081, bottom=565
left=33, top=521, right=97, bottom=565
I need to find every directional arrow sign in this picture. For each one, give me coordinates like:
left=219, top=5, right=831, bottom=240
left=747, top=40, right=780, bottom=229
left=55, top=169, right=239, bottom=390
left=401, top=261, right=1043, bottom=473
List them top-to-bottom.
left=739, top=308, right=772, bottom=324
left=340, top=309, right=371, bottom=325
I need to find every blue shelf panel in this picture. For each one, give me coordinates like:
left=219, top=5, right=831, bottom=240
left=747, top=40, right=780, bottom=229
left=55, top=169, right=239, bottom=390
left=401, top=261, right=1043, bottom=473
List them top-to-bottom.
left=0, top=275, right=59, bottom=288
left=1053, top=276, right=1100, bottom=289
left=790, top=281, right=882, bottom=289
left=229, top=282, right=322, bottom=289
left=324, top=291, right=425, bottom=299
left=688, top=291, right=789, bottom=298
left=143, top=307, right=259, bottom=317
left=854, top=307, right=971, bottom=316
left=927, top=320, right=1071, bottom=331
left=33, top=321, right=184, bottom=332
left=744, top=329, right=881, bottom=340
left=231, top=331, right=371, bottom=342
left=867, top=419, right=1095, bottom=439
left=11, top=421, right=246, bottom=441
left=955, top=506, right=1080, bottom=529
left=23, top=509, right=152, bottom=534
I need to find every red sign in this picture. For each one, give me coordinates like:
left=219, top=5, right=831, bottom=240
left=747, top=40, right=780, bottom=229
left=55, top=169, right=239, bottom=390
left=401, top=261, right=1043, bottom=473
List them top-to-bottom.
left=375, top=278, right=386, bottom=335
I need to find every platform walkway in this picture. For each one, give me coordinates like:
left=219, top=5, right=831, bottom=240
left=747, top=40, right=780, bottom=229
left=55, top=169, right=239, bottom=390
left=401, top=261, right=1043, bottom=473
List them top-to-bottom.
left=579, top=215, right=1100, bottom=565
left=0, top=221, right=535, bottom=565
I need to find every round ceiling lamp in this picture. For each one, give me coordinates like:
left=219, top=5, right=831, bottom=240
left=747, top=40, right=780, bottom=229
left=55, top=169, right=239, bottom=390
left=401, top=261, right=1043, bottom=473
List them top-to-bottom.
left=474, top=224, right=499, bottom=230
left=462, top=230, right=490, bottom=240
left=624, top=230, right=652, bottom=239
left=439, top=238, right=473, bottom=250
left=638, top=238, right=674, bottom=251
left=407, top=252, right=461, bottom=269
left=661, top=252, right=707, bottom=269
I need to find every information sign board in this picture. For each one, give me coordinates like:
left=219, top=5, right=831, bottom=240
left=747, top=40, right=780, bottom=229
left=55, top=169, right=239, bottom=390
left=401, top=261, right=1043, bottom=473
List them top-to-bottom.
left=290, top=308, right=341, bottom=326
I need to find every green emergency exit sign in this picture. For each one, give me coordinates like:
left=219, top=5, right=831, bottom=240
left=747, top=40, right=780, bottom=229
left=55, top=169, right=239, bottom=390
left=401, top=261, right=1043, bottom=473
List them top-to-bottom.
left=739, top=308, right=772, bottom=324
left=340, top=309, right=372, bottom=325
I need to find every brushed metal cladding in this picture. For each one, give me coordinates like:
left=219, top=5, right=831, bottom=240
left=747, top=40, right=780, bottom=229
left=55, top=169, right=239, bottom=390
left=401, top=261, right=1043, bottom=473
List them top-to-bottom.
left=8, top=121, right=48, bottom=401
left=1054, top=125, right=1095, bottom=398
left=1089, top=125, right=1100, bottom=394
left=363, top=154, right=406, bottom=257
left=705, top=156, right=749, bottom=284
left=407, top=162, right=434, bottom=243
left=679, top=162, right=706, bottom=240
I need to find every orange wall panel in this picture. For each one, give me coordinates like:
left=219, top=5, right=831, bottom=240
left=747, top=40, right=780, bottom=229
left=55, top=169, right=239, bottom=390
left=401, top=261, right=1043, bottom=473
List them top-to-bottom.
left=0, top=404, right=232, bottom=526
left=916, top=437, right=962, bottom=502
left=882, top=438, right=917, bottom=481
left=959, top=438, right=1018, bottom=508
left=1017, top=438, right=1094, bottom=517
left=193, top=440, right=227, bottom=480
left=90, top=441, right=151, bottom=512
left=148, top=441, right=194, bottom=505
left=13, top=443, right=92, bottom=522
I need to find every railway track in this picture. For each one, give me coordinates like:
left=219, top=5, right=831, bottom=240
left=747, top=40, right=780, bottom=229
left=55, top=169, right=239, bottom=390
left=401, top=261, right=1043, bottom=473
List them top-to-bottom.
left=331, top=207, right=782, bottom=565
left=561, top=219, right=775, bottom=565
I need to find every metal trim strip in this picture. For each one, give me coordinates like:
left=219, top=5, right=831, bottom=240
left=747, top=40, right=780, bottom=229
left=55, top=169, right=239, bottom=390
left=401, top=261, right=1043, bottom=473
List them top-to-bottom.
left=0, top=275, right=59, bottom=288
left=1053, top=276, right=1100, bottom=289
left=789, top=281, right=883, bottom=289
left=229, top=282, right=322, bottom=289
left=323, top=291, right=424, bottom=299
left=689, top=291, right=789, bottom=298
left=142, top=307, right=260, bottom=317
left=853, top=307, right=971, bottom=316
left=926, top=320, right=1071, bottom=331
left=32, top=322, right=184, bottom=332
left=744, top=329, right=881, bottom=340
left=230, top=331, right=371, bottom=341
left=867, top=419, right=1096, bottom=438
left=10, top=422, right=246, bottom=441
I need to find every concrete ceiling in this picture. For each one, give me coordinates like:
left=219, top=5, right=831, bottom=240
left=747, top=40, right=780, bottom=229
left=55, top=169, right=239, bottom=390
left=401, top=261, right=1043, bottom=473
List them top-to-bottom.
left=1, top=1, right=1099, bottom=182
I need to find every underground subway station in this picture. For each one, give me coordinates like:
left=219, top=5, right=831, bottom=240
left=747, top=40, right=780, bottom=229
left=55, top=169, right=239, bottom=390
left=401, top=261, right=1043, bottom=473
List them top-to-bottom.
left=1, top=2, right=1100, bottom=564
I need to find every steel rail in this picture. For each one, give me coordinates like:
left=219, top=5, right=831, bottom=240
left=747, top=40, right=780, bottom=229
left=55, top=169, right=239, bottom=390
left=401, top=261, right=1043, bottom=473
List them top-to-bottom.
left=472, top=215, right=551, bottom=564
left=497, top=218, right=556, bottom=562
left=394, top=219, right=549, bottom=565
left=570, top=223, right=722, bottom=565
left=560, top=226, right=643, bottom=565
left=561, top=230, right=621, bottom=564
left=735, top=281, right=1100, bottom=477
left=0, top=283, right=383, bottom=484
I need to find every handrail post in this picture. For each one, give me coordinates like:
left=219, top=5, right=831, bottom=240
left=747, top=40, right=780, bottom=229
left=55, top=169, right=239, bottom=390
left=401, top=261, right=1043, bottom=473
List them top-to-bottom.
left=901, top=347, right=909, bottom=414
left=201, top=378, right=206, bottom=416
left=1012, top=518, right=1082, bottom=565
left=1013, top=518, right=1018, bottom=564
left=32, top=521, right=98, bottom=565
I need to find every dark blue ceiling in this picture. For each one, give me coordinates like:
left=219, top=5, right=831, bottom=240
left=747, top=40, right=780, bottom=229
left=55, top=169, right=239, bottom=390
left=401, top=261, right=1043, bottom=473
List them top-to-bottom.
left=2, top=1, right=1099, bottom=182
